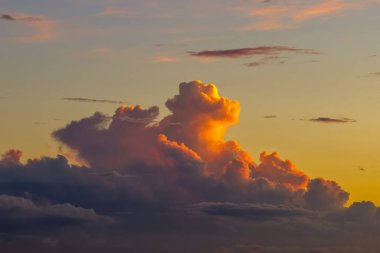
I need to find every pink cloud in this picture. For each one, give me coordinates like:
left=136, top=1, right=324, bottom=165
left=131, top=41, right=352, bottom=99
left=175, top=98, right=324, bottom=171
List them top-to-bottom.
left=237, top=0, right=378, bottom=31
left=293, top=0, right=356, bottom=22
left=96, top=7, right=137, bottom=17
left=1, top=12, right=56, bottom=43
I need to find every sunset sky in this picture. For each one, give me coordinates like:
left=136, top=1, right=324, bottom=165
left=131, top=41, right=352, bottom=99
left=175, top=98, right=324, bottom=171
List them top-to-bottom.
left=1, top=1, right=380, bottom=252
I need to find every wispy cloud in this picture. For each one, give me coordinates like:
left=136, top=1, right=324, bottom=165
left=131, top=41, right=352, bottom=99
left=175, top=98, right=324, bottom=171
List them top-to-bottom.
left=236, top=0, right=374, bottom=31
left=293, top=0, right=349, bottom=22
left=249, top=6, right=290, bottom=17
left=96, top=7, right=137, bottom=17
left=1, top=13, right=56, bottom=43
left=1, top=14, right=42, bottom=22
left=239, top=20, right=294, bottom=31
left=189, top=46, right=319, bottom=59
left=74, top=47, right=130, bottom=61
left=89, top=47, right=127, bottom=60
left=152, top=55, right=178, bottom=63
left=245, top=55, right=287, bottom=67
left=368, top=72, right=380, bottom=77
left=63, top=97, right=128, bottom=104
left=263, top=115, right=277, bottom=119
left=309, top=117, right=357, bottom=123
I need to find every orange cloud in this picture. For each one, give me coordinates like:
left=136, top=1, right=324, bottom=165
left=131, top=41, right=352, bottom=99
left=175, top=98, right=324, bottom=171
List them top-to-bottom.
left=157, top=134, right=202, bottom=165
left=256, top=152, right=309, bottom=191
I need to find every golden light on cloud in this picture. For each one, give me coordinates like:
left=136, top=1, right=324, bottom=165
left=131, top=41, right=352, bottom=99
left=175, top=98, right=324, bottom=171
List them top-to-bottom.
left=1, top=0, right=380, bottom=250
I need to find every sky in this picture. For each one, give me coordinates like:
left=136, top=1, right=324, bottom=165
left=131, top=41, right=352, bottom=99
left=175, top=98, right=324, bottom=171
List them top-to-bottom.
left=1, top=0, right=380, bottom=252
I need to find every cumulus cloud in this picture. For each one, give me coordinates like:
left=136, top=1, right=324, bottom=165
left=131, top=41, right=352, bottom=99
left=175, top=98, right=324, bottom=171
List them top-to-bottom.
left=0, top=80, right=379, bottom=252
left=52, top=80, right=354, bottom=208
left=255, top=152, right=309, bottom=191
left=305, top=178, right=349, bottom=211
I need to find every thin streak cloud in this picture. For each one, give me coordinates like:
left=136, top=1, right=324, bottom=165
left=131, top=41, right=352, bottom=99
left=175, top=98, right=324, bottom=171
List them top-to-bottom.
left=96, top=7, right=137, bottom=17
left=1, top=14, right=42, bottom=22
left=189, top=46, right=319, bottom=59
left=152, top=55, right=178, bottom=63
left=368, top=72, right=380, bottom=77
left=62, top=97, right=128, bottom=104
left=263, top=115, right=277, bottom=119
left=309, top=117, right=357, bottom=123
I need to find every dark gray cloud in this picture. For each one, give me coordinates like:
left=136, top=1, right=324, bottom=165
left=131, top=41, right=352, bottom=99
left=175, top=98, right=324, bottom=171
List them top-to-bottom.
left=1, top=14, right=15, bottom=21
left=62, top=97, right=128, bottom=104
left=309, top=117, right=356, bottom=123
left=305, top=178, right=349, bottom=211
left=0, top=194, right=110, bottom=232
left=195, top=202, right=312, bottom=219
left=216, top=244, right=374, bottom=253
